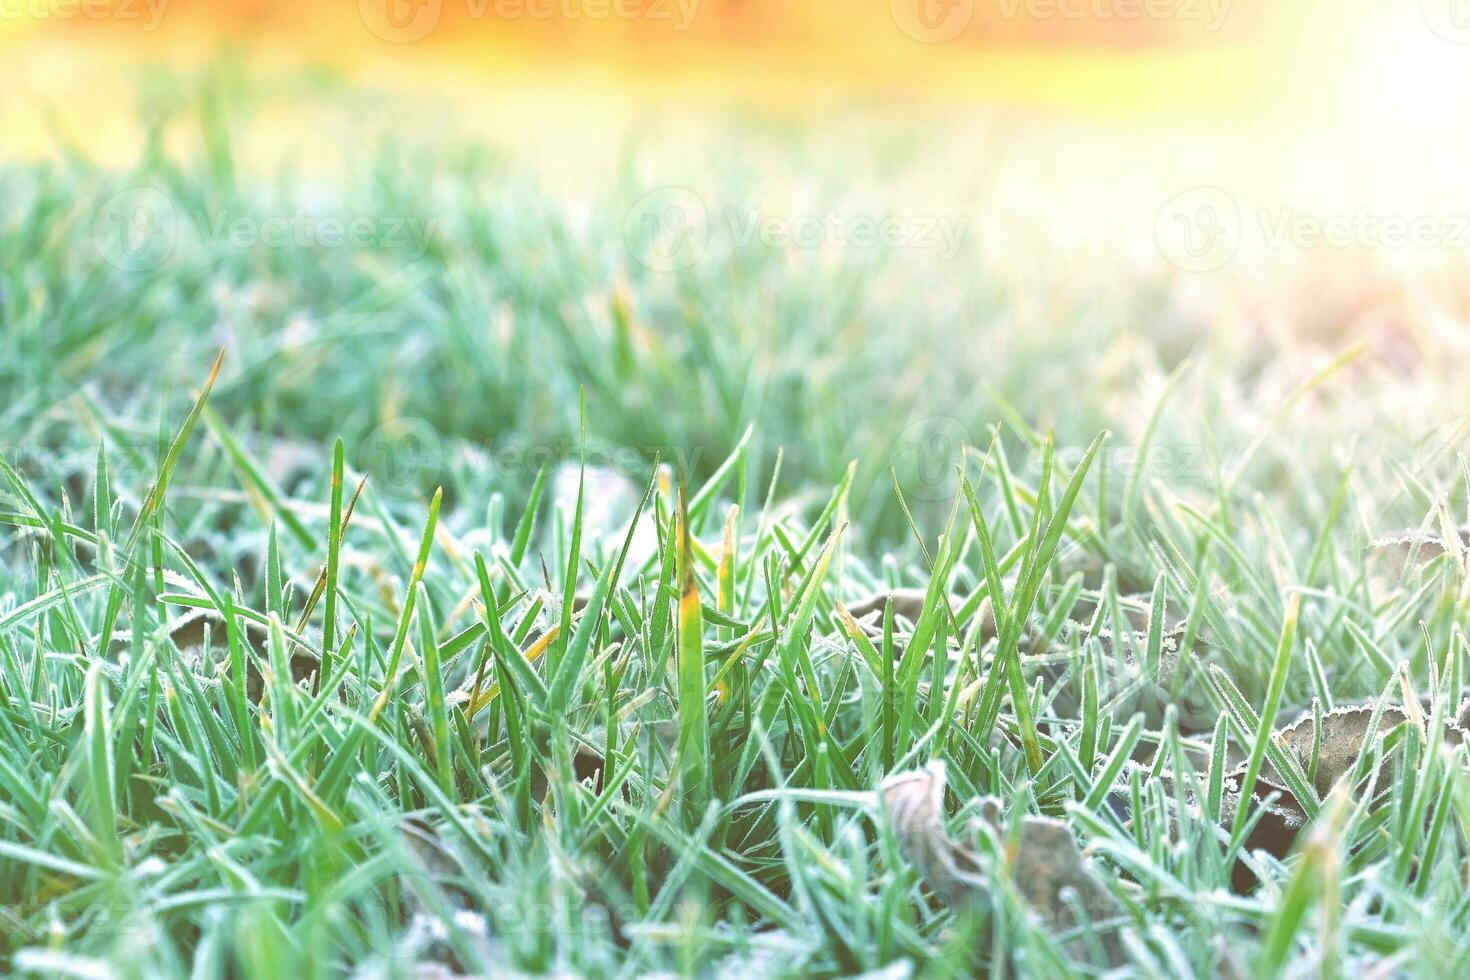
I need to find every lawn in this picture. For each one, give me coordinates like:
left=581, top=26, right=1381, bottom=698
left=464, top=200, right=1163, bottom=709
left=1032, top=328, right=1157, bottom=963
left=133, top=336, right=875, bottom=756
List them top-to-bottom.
left=3, top=70, right=1470, bottom=977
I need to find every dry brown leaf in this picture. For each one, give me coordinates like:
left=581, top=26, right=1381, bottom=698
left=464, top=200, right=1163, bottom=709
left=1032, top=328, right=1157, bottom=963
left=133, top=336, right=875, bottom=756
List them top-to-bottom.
left=1366, top=528, right=1470, bottom=603
left=1367, top=528, right=1467, bottom=579
left=844, top=588, right=932, bottom=626
left=844, top=590, right=995, bottom=642
left=127, top=609, right=319, bottom=701
left=1221, top=699, right=1469, bottom=886
left=1243, top=700, right=1466, bottom=805
left=879, top=762, right=986, bottom=900
left=880, top=763, right=1125, bottom=965
left=974, top=797, right=1125, bottom=944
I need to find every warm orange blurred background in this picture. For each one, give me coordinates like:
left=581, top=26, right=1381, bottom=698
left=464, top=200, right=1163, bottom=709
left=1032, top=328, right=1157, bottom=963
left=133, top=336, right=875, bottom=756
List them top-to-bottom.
left=3, top=0, right=1455, bottom=129
left=7, top=0, right=1470, bottom=289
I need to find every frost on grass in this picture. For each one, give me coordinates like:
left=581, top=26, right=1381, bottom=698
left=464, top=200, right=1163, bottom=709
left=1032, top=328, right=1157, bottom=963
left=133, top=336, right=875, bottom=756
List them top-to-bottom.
left=1223, top=698, right=1470, bottom=868
left=879, top=762, right=987, bottom=901
left=880, top=762, right=1125, bottom=965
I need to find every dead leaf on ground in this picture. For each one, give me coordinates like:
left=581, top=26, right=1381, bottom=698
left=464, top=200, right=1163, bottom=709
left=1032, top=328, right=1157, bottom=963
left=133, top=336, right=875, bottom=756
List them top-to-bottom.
left=1367, top=527, right=1470, bottom=594
left=844, top=588, right=935, bottom=627
left=843, top=590, right=995, bottom=643
left=113, top=608, right=320, bottom=701
left=1221, top=699, right=1469, bottom=887
left=879, top=762, right=987, bottom=901
left=880, top=762, right=1125, bottom=965
left=975, top=797, right=1126, bottom=954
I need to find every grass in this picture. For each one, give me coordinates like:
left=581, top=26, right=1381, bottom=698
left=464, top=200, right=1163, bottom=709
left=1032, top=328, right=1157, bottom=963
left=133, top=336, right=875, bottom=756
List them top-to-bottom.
left=5, top=70, right=1470, bottom=976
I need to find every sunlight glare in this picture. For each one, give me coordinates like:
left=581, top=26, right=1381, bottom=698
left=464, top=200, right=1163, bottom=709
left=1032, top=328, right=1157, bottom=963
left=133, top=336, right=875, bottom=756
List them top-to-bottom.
left=1382, top=34, right=1470, bottom=125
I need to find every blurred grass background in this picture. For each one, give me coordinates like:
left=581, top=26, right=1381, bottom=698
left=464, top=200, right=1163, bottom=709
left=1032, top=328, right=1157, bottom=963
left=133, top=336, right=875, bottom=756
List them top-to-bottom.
left=6, top=0, right=1470, bottom=542
left=9, top=3, right=1470, bottom=975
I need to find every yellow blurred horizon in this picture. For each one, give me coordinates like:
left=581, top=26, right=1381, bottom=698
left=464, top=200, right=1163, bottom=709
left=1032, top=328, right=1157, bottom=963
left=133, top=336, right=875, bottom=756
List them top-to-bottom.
left=0, top=0, right=1398, bottom=123
left=7, top=0, right=1466, bottom=164
left=8, top=0, right=1470, bottom=274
